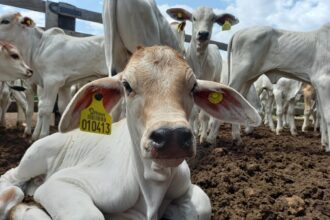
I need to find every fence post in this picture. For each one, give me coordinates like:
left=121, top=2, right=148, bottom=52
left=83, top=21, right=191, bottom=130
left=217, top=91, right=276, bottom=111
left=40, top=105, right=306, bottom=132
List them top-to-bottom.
left=45, top=1, right=58, bottom=29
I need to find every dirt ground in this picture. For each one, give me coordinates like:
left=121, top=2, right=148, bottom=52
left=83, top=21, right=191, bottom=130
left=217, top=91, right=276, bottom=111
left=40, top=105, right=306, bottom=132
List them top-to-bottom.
left=0, top=114, right=329, bottom=220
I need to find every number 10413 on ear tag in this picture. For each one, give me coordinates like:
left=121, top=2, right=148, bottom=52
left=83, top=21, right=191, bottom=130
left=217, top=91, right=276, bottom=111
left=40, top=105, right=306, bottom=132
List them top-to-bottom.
left=80, top=93, right=112, bottom=135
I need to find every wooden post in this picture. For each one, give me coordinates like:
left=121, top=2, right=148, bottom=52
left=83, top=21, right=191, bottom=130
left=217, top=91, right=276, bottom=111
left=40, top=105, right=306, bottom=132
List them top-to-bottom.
left=45, top=1, right=58, bottom=29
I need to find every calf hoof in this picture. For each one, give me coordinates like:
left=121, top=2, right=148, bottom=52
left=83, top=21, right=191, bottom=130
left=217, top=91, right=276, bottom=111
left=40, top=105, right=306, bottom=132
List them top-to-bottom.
left=244, top=126, right=254, bottom=134
left=270, top=127, right=276, bottom=132
left=276, top=129, right=281, bottom=135
left=291, top=130, right=298, bottom=136
left=232, top=138, right=243, bottom=146
left=0, top=186, right=24, bottom=220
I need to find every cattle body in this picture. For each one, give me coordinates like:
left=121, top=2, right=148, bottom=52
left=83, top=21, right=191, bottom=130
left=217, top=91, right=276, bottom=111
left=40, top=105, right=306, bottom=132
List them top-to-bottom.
left=103, top=0, right=182, bottom=75
left=167, top=7, right=239, bottom=144
left=0, top=12, right=108, bottom=139
left=226, top=24, right=330, bottom=151
left=0, top=41, right=32, bottom=81
left=0, top=46, right=261, bottom=220
left=273, top=78, right=302, bottom=136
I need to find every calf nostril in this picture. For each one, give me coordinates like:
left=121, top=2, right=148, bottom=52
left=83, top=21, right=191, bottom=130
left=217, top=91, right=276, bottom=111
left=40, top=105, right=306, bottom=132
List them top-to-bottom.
left=198, top=31, right=209, bottom=40
left=27, top=69, right=33, bottom=75
left=175, top=127, right=193, bottom=149
left=149, top=128, right=171, bottom=150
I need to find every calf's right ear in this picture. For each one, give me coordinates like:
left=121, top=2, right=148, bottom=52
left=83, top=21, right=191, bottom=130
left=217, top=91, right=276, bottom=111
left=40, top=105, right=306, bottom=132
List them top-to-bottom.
left=166, top=8, right=191, bottom=21
left=59, top=76, right=124, bottom=133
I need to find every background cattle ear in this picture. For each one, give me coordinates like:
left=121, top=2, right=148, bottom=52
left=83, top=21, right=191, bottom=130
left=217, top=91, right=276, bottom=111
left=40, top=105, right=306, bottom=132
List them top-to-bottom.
left=166, top=8, right=191, bottom=21
left=215, top=13, right=239, bottom=26
left=21, top=17, right=35, bottom=27
left=59, top=77, right=124, bottom=133
left=193, top=80, right=261, bottom=126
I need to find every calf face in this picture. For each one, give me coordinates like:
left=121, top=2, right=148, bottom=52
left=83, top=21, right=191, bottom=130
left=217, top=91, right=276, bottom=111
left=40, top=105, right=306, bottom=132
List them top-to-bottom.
left=167, top=7, right=239, bottom=52
left=0, top=42, right=32, bottom=81
left=60, top=46, right=261, bottom=168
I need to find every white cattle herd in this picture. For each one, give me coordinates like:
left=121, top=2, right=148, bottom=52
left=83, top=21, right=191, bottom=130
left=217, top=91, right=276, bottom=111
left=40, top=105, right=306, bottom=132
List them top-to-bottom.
left=0, top=0, right=329, bottom=219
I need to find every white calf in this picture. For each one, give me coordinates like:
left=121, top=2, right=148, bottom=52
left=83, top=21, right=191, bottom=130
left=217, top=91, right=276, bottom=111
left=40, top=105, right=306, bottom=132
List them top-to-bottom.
left=167, top=7, right=239, bottom=144
left=0, top=12, right=108, bottom=140
left=226, top=24, right=330, bottom=151
left=0, top=46, right=260, bottom=220
left=254, top=75, right=275, bottom=131
left=273, top=78, right=302, bottom=136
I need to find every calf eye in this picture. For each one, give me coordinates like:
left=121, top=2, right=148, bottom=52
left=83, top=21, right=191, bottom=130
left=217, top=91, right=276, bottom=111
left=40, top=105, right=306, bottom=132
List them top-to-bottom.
left=192, top=17, right=196, bottom=22
left=1, top=19, right=10, bottom=24
left=10, top=54, right=19, bottom=60
left=122, top=81, right=133, bottom=94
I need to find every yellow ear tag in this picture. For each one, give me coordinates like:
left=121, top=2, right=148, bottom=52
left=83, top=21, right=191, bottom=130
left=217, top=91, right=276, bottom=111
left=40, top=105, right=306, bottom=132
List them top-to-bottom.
left=177, top=12, right=183, bottom=19
left=26, top=19, right=31, bottom=25
left=222, top=20, right=232, bottom=31
left=208, top=92, right=223, bottom=104
left=79, top=94, right=112, bottom=135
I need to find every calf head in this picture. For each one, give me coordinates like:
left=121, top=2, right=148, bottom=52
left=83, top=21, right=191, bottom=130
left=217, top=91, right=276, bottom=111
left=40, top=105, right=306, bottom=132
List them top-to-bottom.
left=167, top=7, right=239, bottom=53
left=0, top=12, right=36, bottom=44
left=0, top=41, right=33, bottom=81
left=59, top=46, right=260, bottom=168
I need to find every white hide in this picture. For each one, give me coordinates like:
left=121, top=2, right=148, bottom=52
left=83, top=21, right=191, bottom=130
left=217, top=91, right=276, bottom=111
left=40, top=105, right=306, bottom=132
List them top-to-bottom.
left=102, top=0, right=182, bottom=75
left=0, top=12, right=108, bottom=140
left=227, top=24, right=330, bottom=151
left=0, top=46, right=261, bottom=220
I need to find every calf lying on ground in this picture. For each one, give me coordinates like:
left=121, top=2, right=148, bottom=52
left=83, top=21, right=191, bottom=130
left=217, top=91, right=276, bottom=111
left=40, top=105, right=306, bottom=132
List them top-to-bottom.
left=0, top=41, right=32, bottom=81
left=0, top=46, right=260, bottom=220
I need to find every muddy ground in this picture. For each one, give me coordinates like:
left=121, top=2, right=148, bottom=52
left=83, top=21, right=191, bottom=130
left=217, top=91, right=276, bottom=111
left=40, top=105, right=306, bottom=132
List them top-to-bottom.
left=0, top=117, right=329, bottom=220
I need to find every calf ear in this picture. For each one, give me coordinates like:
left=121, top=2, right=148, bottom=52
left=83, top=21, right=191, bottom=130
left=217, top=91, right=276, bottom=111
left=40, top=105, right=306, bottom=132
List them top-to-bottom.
left=166, top=8, right=191, bottom=21
left=215, top=13, right=239, bottom=26
left=21, top=17, right=35, bottom=27
left=59, top=77, right=124, bottom=133
left=193, top=80, right=261, bottom=126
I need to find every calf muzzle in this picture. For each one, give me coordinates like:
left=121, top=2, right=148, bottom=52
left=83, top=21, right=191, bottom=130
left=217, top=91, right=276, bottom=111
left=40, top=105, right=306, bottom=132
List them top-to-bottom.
left=149, top=127, right=194, bottom=159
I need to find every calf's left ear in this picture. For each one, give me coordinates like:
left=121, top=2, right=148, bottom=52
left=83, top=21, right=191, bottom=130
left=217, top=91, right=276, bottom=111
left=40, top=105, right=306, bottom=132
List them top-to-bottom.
left=215, top=13, right=239, bottom=26
left=59, top=76, right=124, bottom=133
left=193, top=80, right=261, bottom=126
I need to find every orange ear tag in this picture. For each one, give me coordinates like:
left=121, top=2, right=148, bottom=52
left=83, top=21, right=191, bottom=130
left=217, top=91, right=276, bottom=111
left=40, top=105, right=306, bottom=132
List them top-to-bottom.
left=208, top=92, right=223, bottom=104
left=79, top=93, right=112, bottom=135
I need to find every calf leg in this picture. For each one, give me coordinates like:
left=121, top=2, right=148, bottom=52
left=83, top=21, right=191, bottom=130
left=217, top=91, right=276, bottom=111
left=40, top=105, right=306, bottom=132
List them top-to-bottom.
left=313, top=79, right=330, bottom=152
left=32, top=83, right=60, bottom=140
left=0, top=84, right=10, bottom=127
left=57, top=85, right=72, bottom=114
left=23, top=86, right=35, bottom=137
left=274, top=89, right=284, bottom=135
left=266, top=92, right=275, bottom=132
left=302, top=95, right=312, bottom=132
left=287, top=99, right=297, bottom=136
left=198, top=111, right=209, bottom=143
left=206, top=118, right=221, bottom=145
left=0, top=133, right=67, bottom=219
left=34, top=179, right=104, bottom=220
left=161, top=184, right=211, bottom=220
left=9, top=204, right=51, bottom=220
